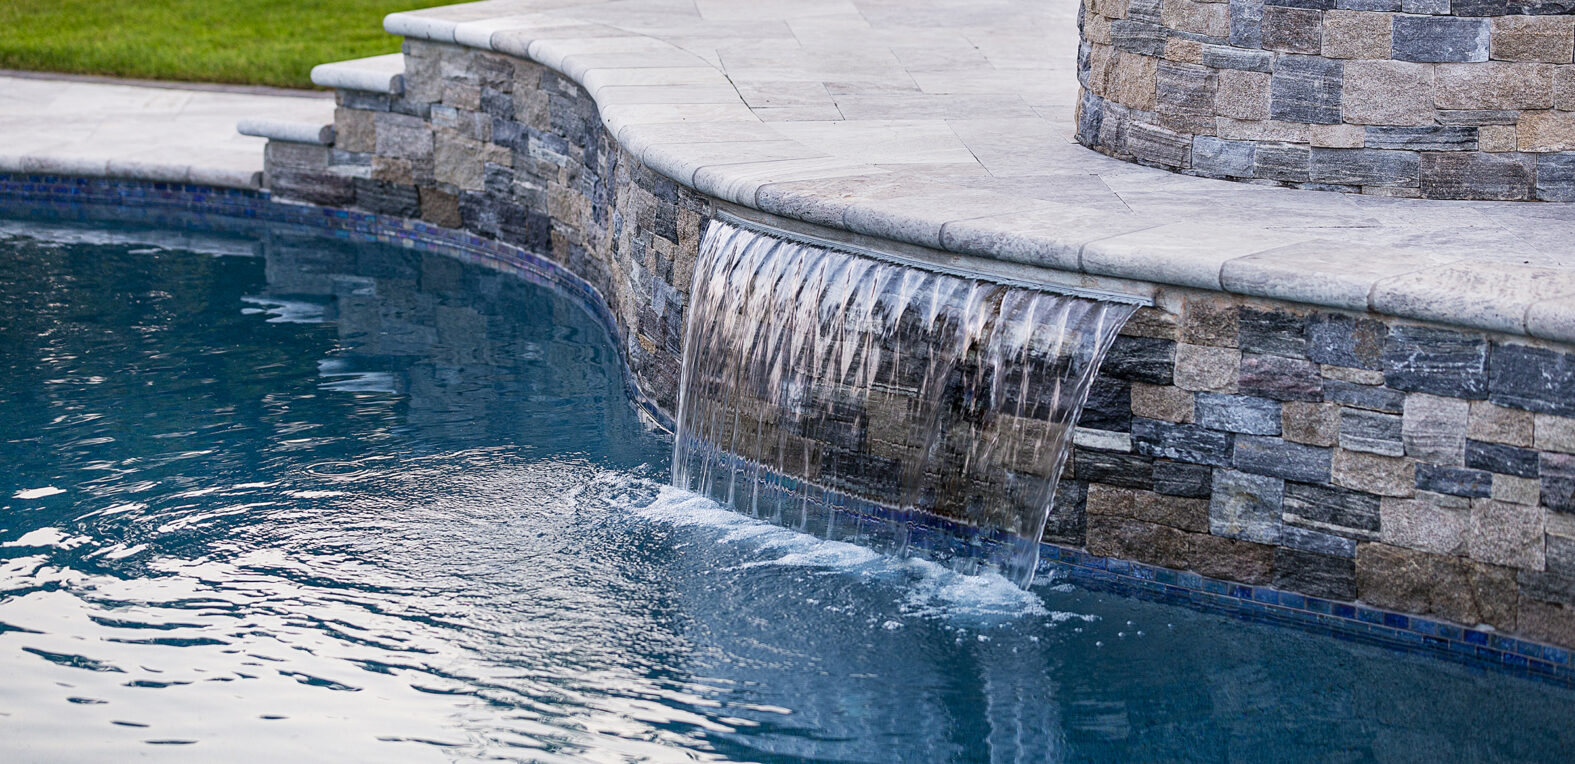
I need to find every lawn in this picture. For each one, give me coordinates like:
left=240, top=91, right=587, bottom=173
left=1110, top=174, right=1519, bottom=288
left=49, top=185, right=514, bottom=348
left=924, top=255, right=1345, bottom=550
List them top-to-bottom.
left=0, top=0, right=453, bottom=89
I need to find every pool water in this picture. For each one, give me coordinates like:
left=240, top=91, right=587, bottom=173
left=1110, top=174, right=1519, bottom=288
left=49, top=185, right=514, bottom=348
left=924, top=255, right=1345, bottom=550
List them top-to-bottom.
left=1, top=220, right=1573, bottom=762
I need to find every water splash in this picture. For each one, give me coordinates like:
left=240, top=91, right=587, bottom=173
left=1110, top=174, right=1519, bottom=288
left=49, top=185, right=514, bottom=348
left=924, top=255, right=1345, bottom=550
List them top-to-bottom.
left=673, top=220, right=1137, bottom=586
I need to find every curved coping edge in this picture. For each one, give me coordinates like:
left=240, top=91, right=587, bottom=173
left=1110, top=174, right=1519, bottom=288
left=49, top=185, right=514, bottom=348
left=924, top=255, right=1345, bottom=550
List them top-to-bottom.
left=378, top=5, right=1575, bottom=347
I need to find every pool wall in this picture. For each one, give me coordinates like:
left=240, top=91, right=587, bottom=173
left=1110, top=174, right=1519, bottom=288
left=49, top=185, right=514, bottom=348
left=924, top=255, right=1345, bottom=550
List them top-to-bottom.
left=248, top=37, right=1575, bottom=652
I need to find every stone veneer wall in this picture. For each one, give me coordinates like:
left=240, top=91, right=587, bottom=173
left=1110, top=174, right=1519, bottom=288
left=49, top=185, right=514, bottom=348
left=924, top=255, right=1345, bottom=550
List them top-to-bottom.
left=1075, top=0, right=1575, bottom=200
left=263, top=39, right=1575, bottom=647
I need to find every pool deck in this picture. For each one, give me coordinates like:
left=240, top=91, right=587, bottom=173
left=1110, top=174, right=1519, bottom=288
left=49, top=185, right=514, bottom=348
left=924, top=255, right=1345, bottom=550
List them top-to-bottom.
left=2, top=0, right=1574, bottom=344
left=0, top=71, right=333, bottom=190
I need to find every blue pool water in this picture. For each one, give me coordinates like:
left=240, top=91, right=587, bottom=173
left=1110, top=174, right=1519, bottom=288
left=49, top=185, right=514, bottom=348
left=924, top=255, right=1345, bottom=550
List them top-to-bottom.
left=2, top=219, right=1574, bottom=762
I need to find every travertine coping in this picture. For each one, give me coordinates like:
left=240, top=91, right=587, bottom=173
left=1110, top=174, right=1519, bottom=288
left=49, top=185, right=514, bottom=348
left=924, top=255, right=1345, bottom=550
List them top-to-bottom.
left=364, top=0, right=1575, bottom=346
left=309, top=53, right=407, bottom=95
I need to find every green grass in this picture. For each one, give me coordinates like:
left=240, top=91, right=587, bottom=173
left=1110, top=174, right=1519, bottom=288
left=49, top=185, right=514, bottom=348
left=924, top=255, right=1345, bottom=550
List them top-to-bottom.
left=0, top=0, right=453, bottom=89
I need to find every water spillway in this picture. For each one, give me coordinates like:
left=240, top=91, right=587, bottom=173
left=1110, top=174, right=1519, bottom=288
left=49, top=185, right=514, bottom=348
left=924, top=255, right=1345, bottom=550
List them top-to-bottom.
left=673, top=218, right=1141, bottom=586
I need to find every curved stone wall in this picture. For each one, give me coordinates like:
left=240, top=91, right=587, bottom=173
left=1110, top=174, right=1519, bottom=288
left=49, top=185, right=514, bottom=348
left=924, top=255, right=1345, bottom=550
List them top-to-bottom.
left=1075, top=0, right=1575, bottom=200
left=252, top=34, right=1575, bottom=653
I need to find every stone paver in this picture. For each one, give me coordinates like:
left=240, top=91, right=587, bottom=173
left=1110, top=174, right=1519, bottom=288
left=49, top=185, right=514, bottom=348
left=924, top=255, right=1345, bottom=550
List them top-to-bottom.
left=370, top=0, right=1575, bottom=344
left=0, top=73, right=332, bottom=188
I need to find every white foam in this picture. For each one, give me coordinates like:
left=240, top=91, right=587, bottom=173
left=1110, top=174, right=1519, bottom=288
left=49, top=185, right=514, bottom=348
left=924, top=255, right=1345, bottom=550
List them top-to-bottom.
left=239, top=296, right=326, bottom=324
left=612, top=476, right=1079, bottom=624
left=13, top=486, right=65, bottom=499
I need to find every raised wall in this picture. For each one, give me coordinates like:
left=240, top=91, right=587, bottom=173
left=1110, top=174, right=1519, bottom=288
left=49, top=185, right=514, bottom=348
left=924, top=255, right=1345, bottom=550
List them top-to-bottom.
left=1075, top=0, right=1575, bottom=199
left=262, top=39, right=1575, bottom=648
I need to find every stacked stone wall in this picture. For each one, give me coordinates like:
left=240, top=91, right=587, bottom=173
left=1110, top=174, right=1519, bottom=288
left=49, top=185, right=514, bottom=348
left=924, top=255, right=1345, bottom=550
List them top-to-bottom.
left=1076, top=0, right=1575, bottom=199
left=262, top=40, right=1575, bottom=648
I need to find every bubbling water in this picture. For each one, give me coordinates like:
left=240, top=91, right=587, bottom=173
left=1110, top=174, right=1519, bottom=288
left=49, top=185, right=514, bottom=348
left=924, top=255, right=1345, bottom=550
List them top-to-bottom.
left=672, top=219, right=1137, bottom=586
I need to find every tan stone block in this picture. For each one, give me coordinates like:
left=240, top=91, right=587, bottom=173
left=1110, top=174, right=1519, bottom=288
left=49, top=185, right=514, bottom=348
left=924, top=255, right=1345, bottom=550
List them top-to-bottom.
left=1091, top=0, right=1130, bottom=19
left=1163, top=0, right=1230, bottom=38
left=1085, top=11, right=1114, bottom=45
left=1323, top=11, right=1392, bottom=60
left=1491, top=16, right=1575, bottom=64
left=1165, top=37, right=1204, bottom=65
left=1087, top=43, right=1119, bottom=94
left=1112, top=52, right=1160, bottom=111
left=1342, top=61, right=1434, bottom=126
left=1435, top=62, right=1555, bottom=110
left=1558, top=66, right=1575, bottom=111
left=1215, top=70, right=1272, bottom=121
left=442, top=81, right=482, bottom=111
left=334, top=107, right=376, bottom=153
left=1518, top=109, right=1575, bottom=151
left=1216, top=117, right=1310, bottom=142
left=1310, top=123, right=1365, bottom=148
left=1479, top=124, right=1518, bottom=152
left=434, top=133, right=484, bottom=191
left=371, top=156, right=412, bottom=185
left=1180, top=297, right=1237, bottom=347
left=1121, top=306, right=1182, bottom=340
left=1174, top=343, right=1240, bottom=393
left=1320, top=365, right=1384, bottom=385
left=1132, top=382, right=1195, bottom=423
left=1469, top=400, right=1534, bottom=447
left=1283, top=401, right=1340, bottom=447
left=1536, top=414, right=1575, bottom=454
left=1333, top=449, right=1415, bottom=498
left=1492, top=475, right=1541, bottom=506
left=1088, top=484, right=1211, bottom=533
left=1380, top=497, right=1468, bottom=555
left=1469, top=498, right=1546, bottom=570
left=1356, top=543, right=1518, bottom=631
left=1517, top=596, right=1575, bottom=646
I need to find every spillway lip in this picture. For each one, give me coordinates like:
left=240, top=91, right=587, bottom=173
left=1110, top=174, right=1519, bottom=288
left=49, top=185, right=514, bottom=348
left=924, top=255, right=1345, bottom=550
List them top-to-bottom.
left=712, top=211, right=1154, bottom=308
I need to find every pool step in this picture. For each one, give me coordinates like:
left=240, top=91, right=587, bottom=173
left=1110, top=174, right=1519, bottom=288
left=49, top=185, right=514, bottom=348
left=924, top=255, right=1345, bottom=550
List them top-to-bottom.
left=309, top=53, right=404, bottom=95
left=237, top=118, right=335, bottom=146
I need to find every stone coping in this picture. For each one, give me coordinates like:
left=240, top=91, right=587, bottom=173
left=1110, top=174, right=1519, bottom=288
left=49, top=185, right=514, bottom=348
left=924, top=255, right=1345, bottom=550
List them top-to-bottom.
left=359, top=0, right=1575, bottom=347
left=309, top=53, right=407, bottom=95
left=237, top=118, right=336, bottom=146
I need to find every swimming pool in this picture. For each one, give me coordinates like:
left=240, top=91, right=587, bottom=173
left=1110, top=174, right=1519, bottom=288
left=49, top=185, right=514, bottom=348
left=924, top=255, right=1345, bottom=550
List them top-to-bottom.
left=2, top=216, right=1574, bottom=762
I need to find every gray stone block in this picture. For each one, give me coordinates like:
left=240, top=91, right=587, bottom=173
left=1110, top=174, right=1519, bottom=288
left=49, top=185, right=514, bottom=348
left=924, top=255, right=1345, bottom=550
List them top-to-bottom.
left=1131, top=0, right=1164, bottom=23
left=1230, top=0, right=1265, bottom=48
left=1338, top=0, right=1402, bottom=8
left=1401, top=0, right=1451, bottom=10
left=1451, top=0, right=1508, bottom=13
left=1509, top=0, right=1575, bottom=10
left=1392, top=17, right=1491, bottom=63
left=1112, top=20, right=1171, bottom=56
left=1201, top=45, right=1276, bottom=73
left=1271, top=55, right=1344, bottom=124
left=1157, top=62, right=1219, bottom=134
left=1127, top=121, right=1194, bottom=169
left=1364, top=126, right=1479, bottom=151
left=1192, top=136, right=1258, bottom=177
left=1255, top=143, right=1313, bottom=182
left=1309, top=148, right=1421, bottom=187
left=1420, top=152, right=1534, bottom=201
left=1536, top=152, right=1575, bottom=202
left=1238, top=307, right=1308, bottom=358
left=1307, top=313, right=1387, bottom=370
left=1382, top=325, right=1490, bottom=399
left=1104, top=335, right=1177, bottom=384
left=1489, top=343, right=1575, bottom=417
left=1240, top=353, right=1323, bottom=401
left=1324, top=379, right=1406, bottom=413
left=1196, top=393, right=1284, bottom=434
left=1403, top=393, right=1469, bottom=462
left=1342, top=408, right=1405, bottom=456
left=1134, top=417, right=1236, bottom=465
left=1234, top=434, right=1335, bottom=482
left=1466, top=439, right=1542, bottom=478
left=1074, top=446, right=1157, bottom=489
left=1544, top=452, right=1575, bottom=513
left=1155, top=460, right=1216, bottom=497
left=1416, top=463, right=1494, bottom=497
left=1211, top=468, right=1285, bottom=543
left=1283, top=481, right=1381, bottom=536
left=1280, top=525, right=1357, bottom=559
left=1549, top=534, right=1575, bottom=578
left=1274, top=547, right=1357, bottom=599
